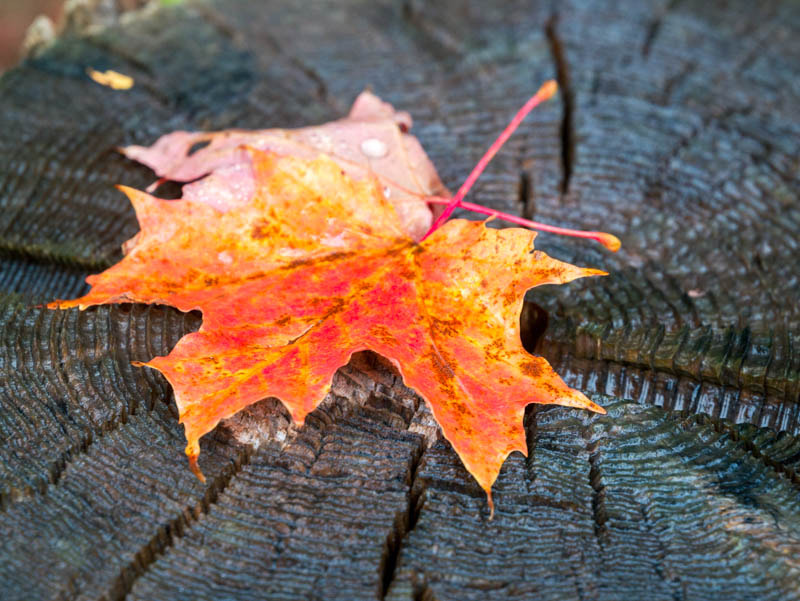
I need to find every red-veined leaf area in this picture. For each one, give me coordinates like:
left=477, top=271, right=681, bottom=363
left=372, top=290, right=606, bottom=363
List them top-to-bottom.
left=51, top=149, right=606, bottom=508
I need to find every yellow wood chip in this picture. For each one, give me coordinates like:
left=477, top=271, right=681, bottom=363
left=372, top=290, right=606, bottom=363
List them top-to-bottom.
left=86, top=68, right=134, bottom=90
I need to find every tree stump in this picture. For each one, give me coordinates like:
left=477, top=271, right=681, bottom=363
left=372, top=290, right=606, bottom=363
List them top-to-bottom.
left=1, top=1, right=799, bottom=599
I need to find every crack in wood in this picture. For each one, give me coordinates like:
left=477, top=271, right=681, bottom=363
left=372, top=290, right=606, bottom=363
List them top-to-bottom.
left=401, top=0, right=465, bottom=58
left=642, top=0, right=682, bottom=58
left=191, top=3, right=241, bottom=43
left=545, top=14, right=574, bottom=196
left=256, top=29, right=340, bottom=113
left=661, top=60, right=696, bottom=104
left=517, top=170, right=534, bottom=220
left=523, top=404, right=540, bottom=479
left=3, top=415, right=108, bottom=510
left=380, top=436, right=426, bottom=600
left=586, top=443, right=609, bottom=546
left=111, top=445, right=252, bottom=601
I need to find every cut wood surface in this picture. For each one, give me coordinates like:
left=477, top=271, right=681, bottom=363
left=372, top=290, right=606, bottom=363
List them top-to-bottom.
left=1, top=1, right=799, bottom=599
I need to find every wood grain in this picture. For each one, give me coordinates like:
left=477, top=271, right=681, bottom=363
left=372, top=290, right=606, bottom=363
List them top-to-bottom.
left=0, top=0, right=798, bottom=599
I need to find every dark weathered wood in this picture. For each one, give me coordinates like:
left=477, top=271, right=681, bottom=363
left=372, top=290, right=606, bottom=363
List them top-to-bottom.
left=1, top=0, right=799, bottom=599
left=0, top=301, right=199, bottom=504
left=127, top=363, right=426, bottom=601
left=386, top=402, right=800, bottom=601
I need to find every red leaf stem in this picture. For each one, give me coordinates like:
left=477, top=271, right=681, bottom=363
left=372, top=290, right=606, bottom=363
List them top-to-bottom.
left=421, top=80, right=559, bottom=240
left=426, top=197, right=621, bottom=252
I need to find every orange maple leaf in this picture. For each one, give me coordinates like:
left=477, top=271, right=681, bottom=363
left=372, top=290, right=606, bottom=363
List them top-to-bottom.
left=51, top=148, right=605, bottom=510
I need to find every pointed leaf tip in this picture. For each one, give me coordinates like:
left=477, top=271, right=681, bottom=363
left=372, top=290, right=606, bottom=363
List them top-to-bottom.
left=587, top=400, right=607, bottom=415
left=188, top=453, right=206, bottom=483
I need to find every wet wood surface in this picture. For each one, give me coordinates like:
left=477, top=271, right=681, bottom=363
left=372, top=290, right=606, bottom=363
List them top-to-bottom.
left=1, top=1, right=799, bottom=599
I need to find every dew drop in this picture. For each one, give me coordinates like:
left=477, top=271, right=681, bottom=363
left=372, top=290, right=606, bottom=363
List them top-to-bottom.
left=360, top=138, right=388, bottom=158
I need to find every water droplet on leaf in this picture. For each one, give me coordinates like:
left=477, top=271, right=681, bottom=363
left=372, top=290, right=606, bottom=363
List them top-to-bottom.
left=360, top=138, right=388, bottom=158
